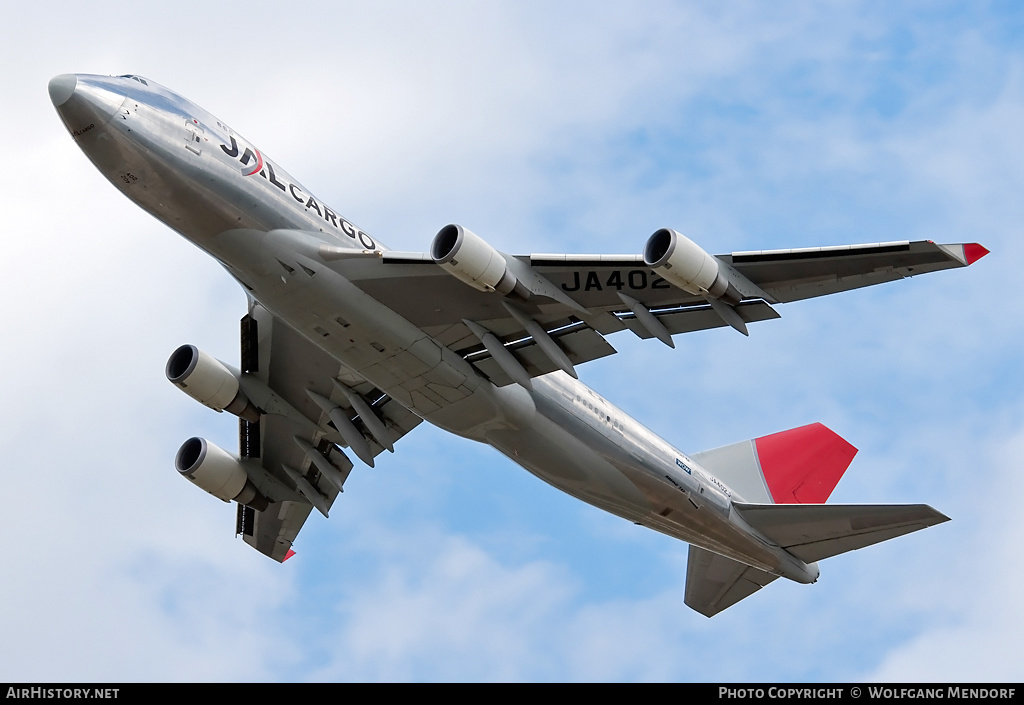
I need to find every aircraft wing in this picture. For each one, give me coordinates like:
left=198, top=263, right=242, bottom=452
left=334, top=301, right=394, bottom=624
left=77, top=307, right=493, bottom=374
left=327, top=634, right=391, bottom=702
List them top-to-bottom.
left=332, top=239, right=985, bottom=387
left=235, top=302, right=422, bottom=561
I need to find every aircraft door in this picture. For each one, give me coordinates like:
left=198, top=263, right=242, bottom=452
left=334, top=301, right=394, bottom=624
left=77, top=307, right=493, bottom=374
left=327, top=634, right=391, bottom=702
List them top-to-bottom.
left=184, top=118, right=204, bottom=155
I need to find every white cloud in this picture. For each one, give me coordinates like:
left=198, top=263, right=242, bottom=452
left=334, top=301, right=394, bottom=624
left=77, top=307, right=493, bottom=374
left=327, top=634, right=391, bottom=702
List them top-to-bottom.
left=862, top=424, right=1024, bottom=682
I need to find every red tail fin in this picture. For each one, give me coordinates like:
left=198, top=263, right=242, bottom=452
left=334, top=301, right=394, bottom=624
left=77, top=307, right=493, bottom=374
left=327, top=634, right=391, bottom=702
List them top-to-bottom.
left=754, top=423, right=857, bottom=503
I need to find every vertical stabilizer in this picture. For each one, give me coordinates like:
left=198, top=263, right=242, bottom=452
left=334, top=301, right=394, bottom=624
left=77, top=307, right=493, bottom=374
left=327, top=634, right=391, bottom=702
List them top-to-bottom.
left=692, top=423, right=857, bottom=504
left=755, top=423, right=857, bottom=503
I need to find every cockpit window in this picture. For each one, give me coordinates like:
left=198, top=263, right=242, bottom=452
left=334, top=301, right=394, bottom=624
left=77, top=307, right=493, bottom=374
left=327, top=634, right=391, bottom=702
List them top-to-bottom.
left=117, top=75, right=149, bottom=86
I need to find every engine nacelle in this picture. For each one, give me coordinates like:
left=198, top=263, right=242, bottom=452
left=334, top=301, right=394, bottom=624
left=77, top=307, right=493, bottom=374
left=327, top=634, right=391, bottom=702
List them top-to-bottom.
left=431, top=224, right=518, bottom=294
left=643, top=228, right=739, bottom=303
left=166, top=345, right=259, bottom=422
left=174, top=437, right=267, bottom=510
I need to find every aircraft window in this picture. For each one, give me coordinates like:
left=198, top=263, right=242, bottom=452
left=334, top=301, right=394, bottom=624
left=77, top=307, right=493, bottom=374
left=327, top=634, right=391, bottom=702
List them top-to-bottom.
left=117, top=75, right=149, bottom=86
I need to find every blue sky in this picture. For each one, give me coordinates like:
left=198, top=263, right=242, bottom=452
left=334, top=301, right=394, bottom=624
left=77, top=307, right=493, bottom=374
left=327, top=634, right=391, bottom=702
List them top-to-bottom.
left=1, top=1, right=1022, bottom=681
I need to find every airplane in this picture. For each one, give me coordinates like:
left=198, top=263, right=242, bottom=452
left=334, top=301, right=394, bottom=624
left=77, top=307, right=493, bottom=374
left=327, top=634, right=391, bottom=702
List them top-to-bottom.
left=49, top=72, right=988, bottom=617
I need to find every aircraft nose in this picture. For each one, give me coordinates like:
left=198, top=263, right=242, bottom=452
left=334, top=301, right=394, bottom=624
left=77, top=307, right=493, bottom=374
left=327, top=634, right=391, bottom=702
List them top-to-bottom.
left=49, top=73, right=126, bottom=132
left=48, top=74, right=78, bottom=107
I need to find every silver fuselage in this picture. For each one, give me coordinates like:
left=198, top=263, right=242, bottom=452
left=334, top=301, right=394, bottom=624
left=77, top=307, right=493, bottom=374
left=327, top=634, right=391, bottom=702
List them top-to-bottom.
left=51, top=73, right=818, bottom=584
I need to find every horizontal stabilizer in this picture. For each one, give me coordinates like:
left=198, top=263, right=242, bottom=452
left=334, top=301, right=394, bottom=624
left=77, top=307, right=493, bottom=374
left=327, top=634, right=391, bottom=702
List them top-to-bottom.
left=692, top=422, right=857, bottom=504
left=733, top=502, right=950, bottom=564
left=685, top=545, right=779, bottom=618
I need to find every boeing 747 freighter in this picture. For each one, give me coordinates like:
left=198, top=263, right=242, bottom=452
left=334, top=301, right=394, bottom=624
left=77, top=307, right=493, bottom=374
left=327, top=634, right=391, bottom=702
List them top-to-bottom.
left=50, top=73, right=986, bottom=616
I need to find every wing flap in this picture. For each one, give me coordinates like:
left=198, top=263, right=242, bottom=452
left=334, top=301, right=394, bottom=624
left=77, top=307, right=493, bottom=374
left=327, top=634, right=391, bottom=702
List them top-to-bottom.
left=623, top=300, right=780, bottom=339
left=466, top=323, right=616, bottom=387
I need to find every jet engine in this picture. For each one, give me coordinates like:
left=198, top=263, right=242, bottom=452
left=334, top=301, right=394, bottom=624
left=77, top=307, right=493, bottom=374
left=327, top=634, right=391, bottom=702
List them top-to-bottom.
left=431, top=224, right=519, bottom=294
left=643, top=228, right=741, bottom=304
left=166, top=344, right=260, bottom=422
left=174, top=437, right=267, bottom=510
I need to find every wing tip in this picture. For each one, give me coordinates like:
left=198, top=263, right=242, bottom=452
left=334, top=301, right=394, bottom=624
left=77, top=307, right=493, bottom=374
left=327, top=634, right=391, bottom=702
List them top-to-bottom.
left=934, top=242, right=990, bottom=266
left=964, top=243, right=990, bottom=265
left=283, top=548, right=296, bottom=562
